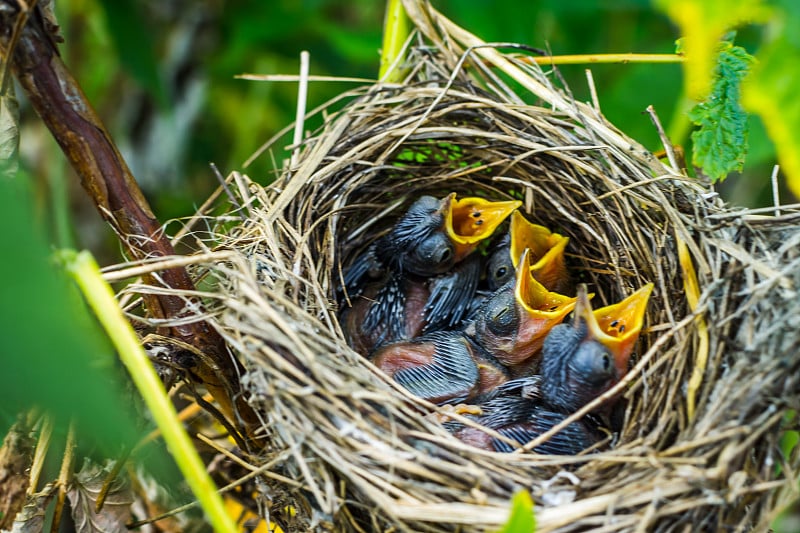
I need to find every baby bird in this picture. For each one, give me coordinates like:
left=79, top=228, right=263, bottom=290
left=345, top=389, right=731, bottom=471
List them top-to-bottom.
left=341, top=193, right=520, bottom=354
left=485, top=211, right=571, bottom=294
left=370, top=249, right=578, bottom=404
left=450, top=283, right=653, bottom=454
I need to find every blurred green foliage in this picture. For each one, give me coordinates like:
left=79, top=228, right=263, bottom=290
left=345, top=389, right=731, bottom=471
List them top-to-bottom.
left=32, top=0, right=785, bottom=264
left=741, top=0, right=800, bottom=200
left=0, top=177, right=142, bottom=451
left=496, top=490, right=536, bottom=533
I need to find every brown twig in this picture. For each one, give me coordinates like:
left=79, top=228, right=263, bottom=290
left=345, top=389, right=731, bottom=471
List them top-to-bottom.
left=0, top=2, right=258, bottom=437
left=645, top=104, right=681, bottom=172
left=50, top=419, right=76, bottom=533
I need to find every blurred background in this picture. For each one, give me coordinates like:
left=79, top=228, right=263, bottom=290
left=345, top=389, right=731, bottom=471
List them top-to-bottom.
left=19, top=0, right=780, bottom=262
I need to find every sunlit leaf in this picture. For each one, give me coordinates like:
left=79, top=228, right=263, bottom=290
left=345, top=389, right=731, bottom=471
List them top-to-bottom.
left=654, top=0, right=770, bottom=99
left=742, top=3, right=800, bottom=199
left=688, top=42, right=754, bottom=181
left=67, top=460, right=133, bottom=533
left=496, top=490, right=536, bottom=533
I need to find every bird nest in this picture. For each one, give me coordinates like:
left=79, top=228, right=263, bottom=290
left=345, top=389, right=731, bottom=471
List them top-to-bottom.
left=126, top=2, right=800, bottom=531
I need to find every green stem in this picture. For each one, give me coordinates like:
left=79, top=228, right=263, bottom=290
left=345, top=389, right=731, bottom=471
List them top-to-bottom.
left=379, top=0, right=411, bottom=82
left=530, top=53, right=684, bottom=65
left=62, top=250, right=237, bottom=533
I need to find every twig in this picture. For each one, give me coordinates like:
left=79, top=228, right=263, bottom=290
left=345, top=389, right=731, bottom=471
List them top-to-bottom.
left=0, top=0, right=35, bottom=93
left=291, top=50, right=310, bottom=168
left=526, top=52, right=684, bottom=65
left=585, top=68, right=600, bottom=111
left=237, top=73, right=375, bottom=83
left=645, top=104, right=680, bottom=172
left=210, top=162, right=243, bottom=218
left=771, top=164, right=782, bottom=217
left=678, top=232, right=708, bottom=422
left=101, top=251, right=236, bottom=282
left=28, top=414, right=52, bottom=496
left=50, top=419, right=76, bottom=533
left=127, top=450, right=295, bottom=529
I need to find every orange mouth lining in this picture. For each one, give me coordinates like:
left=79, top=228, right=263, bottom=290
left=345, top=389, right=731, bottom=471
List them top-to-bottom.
left=446, top=195, right=521, bottom=245
left=510, top=211, right=568, bottom=268
left=515, top=248, right=578, bottom=317
left=593, top=284, right=654, bottom=340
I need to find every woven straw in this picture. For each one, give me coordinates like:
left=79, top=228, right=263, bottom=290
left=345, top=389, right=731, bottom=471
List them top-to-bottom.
left=115, top=1, right=800, bottom=530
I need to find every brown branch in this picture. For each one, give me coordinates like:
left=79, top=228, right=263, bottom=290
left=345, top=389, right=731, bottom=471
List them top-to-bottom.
left=0, top=3, right=259, bottom=440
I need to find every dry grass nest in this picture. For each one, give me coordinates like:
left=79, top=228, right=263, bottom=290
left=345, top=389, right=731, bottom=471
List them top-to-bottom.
left=121, top=2, right=800, bottom=531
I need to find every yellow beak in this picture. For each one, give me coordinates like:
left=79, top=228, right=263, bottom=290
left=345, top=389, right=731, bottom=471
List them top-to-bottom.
left=444, top=193, right=521, bottom=261
left=509, top=211, right=570, bottom=292
left=508, top=249, right=579, bottom=360
left=574, top=283, right=654, bottom=376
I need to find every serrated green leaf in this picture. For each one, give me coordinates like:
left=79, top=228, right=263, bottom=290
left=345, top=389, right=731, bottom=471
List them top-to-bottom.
left=654, top=0, right=770, bottom=100
left=742, top=4, right=800, bottom=200
left=688, top=42, right=754, bottom=181
left=496, top=490, right=536, bottom=533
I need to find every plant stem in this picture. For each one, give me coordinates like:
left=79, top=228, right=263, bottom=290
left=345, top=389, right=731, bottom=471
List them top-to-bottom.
left=380, top=0, right=411, bottom=82
left=527, top=53, right=684, bottom=65
left=64, top=249, right=237, bottom=533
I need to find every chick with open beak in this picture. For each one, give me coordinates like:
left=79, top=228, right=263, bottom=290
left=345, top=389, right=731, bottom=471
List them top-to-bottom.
left=341, top=193, right=520, bottom=355
left=485, top=211, right=571, bottom=294
left=466, top=248, right=578, bottom=377
left=449, top=283, right=653, bottom=454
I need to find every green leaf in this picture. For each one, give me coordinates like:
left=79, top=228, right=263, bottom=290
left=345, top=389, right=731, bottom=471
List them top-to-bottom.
left=96, top=0, right=168, bottom=108
left=654, top=0, right=770, bottom=100
left=742, top=1, right=800, bottom=199
left=688, top=42, right=754, bottom=182
left=0, top=178, right=141, bottom=451
left=780, top=410, right=798, bottom=465
left=496, top=490, right=536, bottom=533
left=773, top=498, right=800, bottom=533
